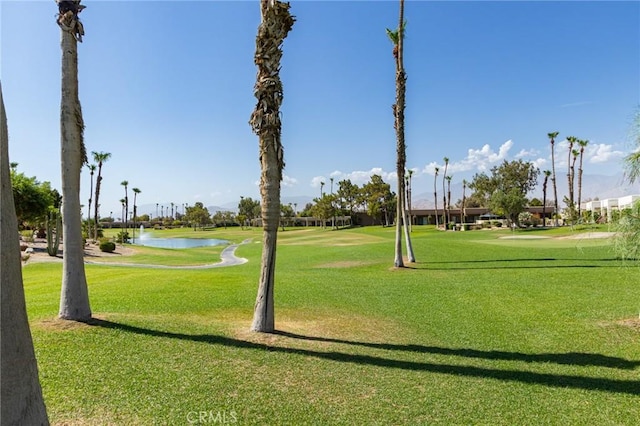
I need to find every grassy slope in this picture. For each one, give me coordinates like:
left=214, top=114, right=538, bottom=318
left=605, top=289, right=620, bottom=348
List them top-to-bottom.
left=24, top=226, right=639, bottom=425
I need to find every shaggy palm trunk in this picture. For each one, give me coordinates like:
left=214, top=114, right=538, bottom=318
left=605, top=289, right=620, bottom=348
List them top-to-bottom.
left=249, top=0, right=294, bottom=333
left=393, top=0, right=409, bottom=267
left=58, top=6, right=91, bottom=321
left=1, top=84, right=50, bottom=425
left=550, top=139, right=559, bottom=226
left=567, top=139, right=574, bottom=212
left=577, top=148, right=584, bottom=218
left=442, top=162, right=448, bottom=228
left=93, top=169, right=102, bottom=240
left=87, top=170, right=93, bottom=239
left=433, top=174, right=439, bottom=227
left=542, top=176, right=548, bottom=226
left=447, top=181, right=451, bottom=227
left=461, top=184, right=466, bottom=224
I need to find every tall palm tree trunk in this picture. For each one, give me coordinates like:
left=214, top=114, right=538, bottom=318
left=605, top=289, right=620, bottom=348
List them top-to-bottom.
left=249, top=0, right=294, bottom=333
left=393, top=0, right=409, bottom=267
left=58, top=1, right=91, bottom=321
left=1, top=83, right=50, bottom=425
left=548, top=132, right=559, bottom=226
left=566, top=137, right=575, bottom=212
left=577, top=140, right=587, bottom=219
left=92, top=151, right=111, bottom=240
left=442, top=159, right=449, bottom=228
left=87, top=167, right=93, bottom=239
left=93, top=169, right=101, bottom=239
left=433, top=169, right=439, bottom=227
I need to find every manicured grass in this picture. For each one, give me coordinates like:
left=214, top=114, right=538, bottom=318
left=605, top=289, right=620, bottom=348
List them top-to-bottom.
left=24, top=225, right=639, bottom=425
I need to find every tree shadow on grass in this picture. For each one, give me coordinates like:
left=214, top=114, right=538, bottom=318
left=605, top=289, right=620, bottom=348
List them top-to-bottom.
left=410, top=258, right=620, bottom=271
left=88, top=318, right=640, bottom=396
left=273, top=331, right=640, bottom=369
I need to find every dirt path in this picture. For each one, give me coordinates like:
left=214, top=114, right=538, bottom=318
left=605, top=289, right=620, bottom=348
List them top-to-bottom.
left=22, top=239, right=251, bottom=269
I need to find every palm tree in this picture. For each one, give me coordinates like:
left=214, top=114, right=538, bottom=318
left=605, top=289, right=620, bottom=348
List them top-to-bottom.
left=57, top=0, right=91, bottom=321
left=248, top=0, right=294, bottom=333
left=386, top=0, right=411, bottom=266
left=1, top=82, right=50, bottom=424
left=548, top=132, right=559, bottom=226
left=566, top=136, right=577, bottom=211
left=577, top=139, right=588, bottom=218
left=570, top=148, right=579, bottom=223
left=91, top=150, right=111, bottom=240
left=442, top=157, right=449, bottom=228
left=86, top=163, right=96, bottom=239
left=433, top=166, right=439, bottom=227
left=406, top=169, right=413, bottom=231
left=542, top=170, right=551, bottom=226
left=446, top=175, right=452, bottom=227
left=330, top=177, right=335, bottom=229
left=461, top=179, right=468, bottom=224
left=121, top=180, right=129, bottom=231
left=320, top=181, right=325, bottom=197
left=132, top=188, right=141, bottom=242
left=120, top=198, right=125, bottom=228
left=155, top=202, right=159, bottom=220
left=171, top=202, right=175, bottom=220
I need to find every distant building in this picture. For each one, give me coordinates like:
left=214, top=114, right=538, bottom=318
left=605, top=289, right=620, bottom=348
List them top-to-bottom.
left=581, top=194, right=640, bottom=222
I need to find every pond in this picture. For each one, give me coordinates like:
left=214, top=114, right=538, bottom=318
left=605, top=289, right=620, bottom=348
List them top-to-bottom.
left=131, top=235, right=228, bottom=249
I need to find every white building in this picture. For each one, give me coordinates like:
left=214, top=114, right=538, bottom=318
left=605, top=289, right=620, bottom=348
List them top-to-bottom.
left=582, top=194, right=640, bottom=221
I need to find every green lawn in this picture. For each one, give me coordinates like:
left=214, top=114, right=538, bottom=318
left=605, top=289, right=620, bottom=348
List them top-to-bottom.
left=24, top=225, right=639, bottom=425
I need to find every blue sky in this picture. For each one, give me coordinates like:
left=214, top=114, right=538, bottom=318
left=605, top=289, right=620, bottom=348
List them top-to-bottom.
left=2, top=0, right=639, bottom=218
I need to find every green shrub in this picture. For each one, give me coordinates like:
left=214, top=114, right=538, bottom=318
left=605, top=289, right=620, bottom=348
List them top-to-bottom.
left=20, top=230, right=34, bottom=242
left=116, top=231, right=130, bottom=244
left=99, top=241, right=116, bottom=253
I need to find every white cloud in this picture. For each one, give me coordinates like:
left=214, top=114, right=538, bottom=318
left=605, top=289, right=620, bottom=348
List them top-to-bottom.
left=559, top=101, right=593, bottom=108
left=419, top=140, right=515, bottom=176
left=587, top=143, right=624, bottom=164
left=515, top=148, right=538, bottom=158
left=532, top=157, right=548, bottom=170
left=421, top=161, right=440, bottom=176
left=313, top=168, right=397, bottom=187
left=255, top=174, right=298, bottom=187
left=282, top=174, right=297, bottom=187
left=310, top=176, right=326, bottom=188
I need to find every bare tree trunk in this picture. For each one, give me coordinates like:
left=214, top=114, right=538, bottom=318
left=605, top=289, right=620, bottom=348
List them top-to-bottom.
left=249, top=0, right=294, bottom=333
left=393, top=0, right=409, bottom=267
left=58, top=7, right=91, bottom=321
left=1, top=83, right=50, bottom=426
left=551, top=141, right=559, bottom=226
left=93, top=170, right=102, bottom=240
left=402, top=201, right=415, bottom=262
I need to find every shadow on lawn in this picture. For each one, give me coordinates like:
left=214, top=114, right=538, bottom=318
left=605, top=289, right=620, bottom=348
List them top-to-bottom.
left=413, top=258, right=621, bottom=271
left=424, top=258, right=621, bottom=264
left=88, top=319, right=640, bottom=396
left=274, top=331, right=640, bottom=370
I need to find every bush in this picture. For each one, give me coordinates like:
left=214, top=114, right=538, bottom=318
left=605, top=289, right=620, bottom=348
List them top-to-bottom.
left=20, top=230, right=34, bottom=242
left=115, top=231, right=130, bottom=244
left=99, top=241, right=116, bottom=253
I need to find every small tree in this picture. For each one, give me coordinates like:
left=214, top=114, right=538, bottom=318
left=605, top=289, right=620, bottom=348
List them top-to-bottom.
left=613, top=201, right=640, bottom=261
